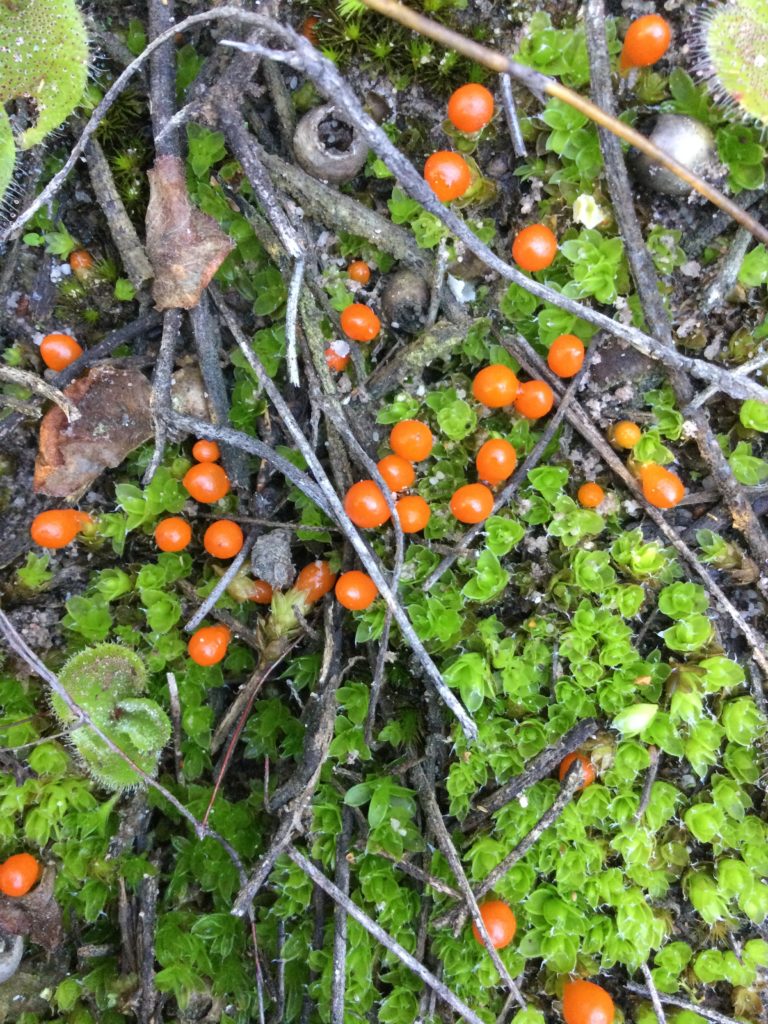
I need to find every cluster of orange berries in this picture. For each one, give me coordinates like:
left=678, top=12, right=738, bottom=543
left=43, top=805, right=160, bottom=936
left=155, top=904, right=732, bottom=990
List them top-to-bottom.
left=0, top=852, right=40, bottom=897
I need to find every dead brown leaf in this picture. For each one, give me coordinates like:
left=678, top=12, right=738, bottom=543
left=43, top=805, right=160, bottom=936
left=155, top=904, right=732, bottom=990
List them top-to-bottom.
left=145, top=155, right=235, bottom=310
left=34, top=366, right=153, bottom=499
left=0, top=867, right=63, bottom=951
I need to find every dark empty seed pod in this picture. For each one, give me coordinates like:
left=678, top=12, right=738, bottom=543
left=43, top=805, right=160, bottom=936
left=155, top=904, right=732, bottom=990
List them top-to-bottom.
left=293, top=104, right=368, bottom=184
left=633, top=114, right=716, bottom=196
left=381, top=270, right=431, bottom=333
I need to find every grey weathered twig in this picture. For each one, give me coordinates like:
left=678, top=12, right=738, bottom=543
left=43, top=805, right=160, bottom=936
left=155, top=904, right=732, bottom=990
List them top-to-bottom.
left=500, top=74, right=527, bottom=158
left=144, top=308, right=181, bottom=485
left=0, top=365, right=80, bottom=422
left=634, top=746, right=660, bottom=824
left=331, top=807, right=354, bottom=1024
left=640, top=964, right=667, bottom=1024
left=626, top=984, right=740, bottom=1024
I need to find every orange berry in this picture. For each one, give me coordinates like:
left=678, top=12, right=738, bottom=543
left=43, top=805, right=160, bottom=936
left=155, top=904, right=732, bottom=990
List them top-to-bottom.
left=301, top=14, right=319, bottom=45
left=620, top=14, right=671, bottom=72
left=447, top=83, right=494, bottom=133
left=424, top=151, right=472, bottom=202
left=512, top=224, right=558, bottom=272
left=69, top=249, right=95, bottom=282
left=347, top=260, right=372, bottom=285
left=340, top=303, right=380, bottom=343
left=39, top=333, right=83, bottom=372
left=548, top=334, right=585, bottom=378
left=325, top=342, right=350, bottom=372
left=472, top=365, right=520, bottom=408
left=514, top=380, right=554, bottom=419
left=389, top=420, right=433, bottom=461
left=611, top=420, right=642, bottom=449
left=192, top=439, right=220, bottom=462
left=476, top=439, right=517, bottom=485
left=377, top=454, right=416, bottom=492
left=183, top=462, right=230, bottom=503
left=640, top=463, right=685, bottom=509
left=344, top=480, right=391, bottom=529
left=450, top=483, right=494, bottom=524
left=577, top=483, right=605, bottom=509
left=395, top=494, right=431, bottom=533
left=30, top=509, right=91, bottom=549
left=154, top=517, right=192, bottom=552
left=203, top=519, right=244, bottom=559
left=295, top=561, right=336, bottom=603
left=335, top=570, right=378, bottom=611
left=249, top=579, right=274, bottom=605
left=188, top=625, right=231, bottom=667
left=559, top=751, right=596, bottom=789
left=0, top=853, right=40, bottom=897
left=471, top=900, right=516, bottom=949
left=562, top=980, right=615, bottom=1024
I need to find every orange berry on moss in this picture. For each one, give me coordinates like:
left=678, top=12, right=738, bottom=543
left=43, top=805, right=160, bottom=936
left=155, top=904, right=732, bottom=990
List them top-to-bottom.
left=620, top=14, right=671, bottom=72
left=301, top=15, right=319, bottom=45
left=447, top=83, right=494, bottom=133
left=424, top=151, right=472, bottom=202
left=512, top=224, right=557, bottom=272
left=69, top=249, right=95, bottom=281
left=347, top=260, right=371, bottom=285
left=340, top=303, right=380, bottom=343
left=40, top=333, right=83, bottom=372
left=548, top=334, right=585, bottom=378
left=325, top=343, right=350, bottom=372
left=472, top=364, right=520, bottom=408
left=515, top=380, right=554, bottom=419
left=390, top=420, right=433, bottom=461
left=611, top=420, right=642, bottom=449
left=476, top=438, right=517, bottom=485
left=192, top=439, right=220, bottom=462
left=377, top=454, right=415, bottom=492
left=183, top=462, right=230, bottom=503
left=640, top=463, right=685, bottom=509
left=344, top=480, right=391, bottom=529
left=450, top=483, right=494, bottom=524
left=577, top=483, right=605, bottom=509
left=395, top=494, right=431, bottom=533
left=30, top=509, right=91, bottom=549
left=155, top=517, right=192, bottom=552
left=203, top=519, right=244, bottom=559
left=295, top=561, right=336, bottom=603
left=335, top=570, right=378, bottom=611
left=249, top=579, right=274, bottom=605
left=188, top=625, right=231, bottom=667
left=559, top=751, right=597, bottom=789
left=0, top=853, right=41, bottom=897
left=471, top=900, right=516, bottom=949
left=562, top=980, right=615, bottom=1024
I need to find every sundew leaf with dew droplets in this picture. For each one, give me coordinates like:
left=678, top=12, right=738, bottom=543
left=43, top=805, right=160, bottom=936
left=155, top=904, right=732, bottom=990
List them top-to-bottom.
left=702, top=0, right=768, bottom=125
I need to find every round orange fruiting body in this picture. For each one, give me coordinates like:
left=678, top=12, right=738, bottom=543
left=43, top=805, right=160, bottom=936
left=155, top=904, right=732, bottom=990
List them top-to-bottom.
left=620, top=14, right=671, bottom=72
left=301, top=15, right=320, bottom=45
left=447, top=83, right=494, bottom=133
left=423, top=151, right=472, bottom=202
left=512, top=224, right=558, bottom=272
left=69, top=249, right=95, bottom=281
left=347, top=260, right=372, bottom=285
left=340, top=303, right=381, bottom=343
left=39, top=333, right=83, bottom=372
left=548, top=334, right=585, bottom=378
left=325, top=341, right=350, bottom=372
left=472, top=365, right=521, bottom=408
left=515, top=380, right=555, bottom=419
left=389, top=420, right=433, bottom=462
left=611, top=420, right=642, bottom=449
left=476, top=438, right=517, bottom=485
left=192, top=439, right=220, bottom=462
left=377, top=454, right=416, bottom=492
left=182, top=462, right=231, bottom=503
left=640, top=463, right=685, bottom=509
left=344, top=480, right=391, bottom=529
left=450, top=483, right=494, bottom=524
left=577, top=483, right=605, bottom=509
left=395, top=494, right=431, bottom=533
left=30, top=509, right=91, bottom=549
left=154, top=517, right=192, bottom=552
left=203, top=519, right=244, bottom=559
left=295, top=561, right=336, bottom=603
left=335, top=570, right=378, bottom=611
left=249, top=579, right=274, bottom=605
left=188, top=625, right=231, bottom=667
left=559, top=751, right=597, bottom=790
left=0, top=853, right=41, bottom=897
left=471, top=900, right=517, bottom=949
left=562, top=979, right=615, bottom=1024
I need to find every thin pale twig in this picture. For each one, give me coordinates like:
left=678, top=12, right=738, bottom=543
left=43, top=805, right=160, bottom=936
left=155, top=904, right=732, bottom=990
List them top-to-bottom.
left=500, top=74, right=527, bottom=158
left=286, top=258, right=305, bottom=387
left=143, top=308, right=181, bottom=485
left=0, top=366, right=80, bottom=422
left=184, top=529, right=256, bottom=632
left=640, top=964, right=667, bottom=1024
left=626, top=984, right=739, bottom=1024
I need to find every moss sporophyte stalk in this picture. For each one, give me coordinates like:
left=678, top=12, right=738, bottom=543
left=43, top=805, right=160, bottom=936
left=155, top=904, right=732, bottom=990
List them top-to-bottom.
left=0, top=0, right=89, bottom=199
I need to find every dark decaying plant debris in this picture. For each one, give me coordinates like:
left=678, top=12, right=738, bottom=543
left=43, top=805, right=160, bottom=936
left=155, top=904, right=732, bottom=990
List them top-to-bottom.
left=1, top=1, right=768, bottom=1023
